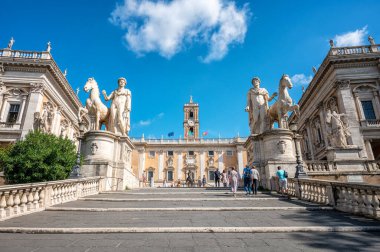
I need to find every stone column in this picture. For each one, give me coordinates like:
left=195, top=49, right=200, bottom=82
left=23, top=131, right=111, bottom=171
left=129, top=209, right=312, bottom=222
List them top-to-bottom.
left=335, top=80, right=367, bottom=157
left=0, top=81, right=6, bottom=118
left=21, top=83, right=44, bottom=138
left=372, top=90, right=380, bottom=117
left=353, top=92, right=364, bottom=121
left=0, top=94, right=9, bottom=121
left=16, top=95, right=27, bottom=124
left=317, top=103, right=329, bottom=147
left=52, top=107, right=62, bottom=135
left=305, top=125, right=315, bottom=160
left=364, top=140, right=374, bottom=160
left=237, top=147, right=244, bottom=174
left=138, top=148, right=145, bottom=178
left=158, top=150, right=164, bottom=181
left=177, top=151, right=183, bottom=180
left=200, top=151, right=205, bottom=178
left=217, top=151, right=224, bottom=171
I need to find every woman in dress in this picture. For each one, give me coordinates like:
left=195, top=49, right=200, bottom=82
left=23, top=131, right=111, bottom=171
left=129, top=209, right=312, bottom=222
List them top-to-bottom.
left=230, top=167, right=239, bottom=197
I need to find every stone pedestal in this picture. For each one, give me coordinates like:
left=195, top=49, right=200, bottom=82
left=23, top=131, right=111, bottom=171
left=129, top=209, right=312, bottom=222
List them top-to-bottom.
left=245, top=129, right=300, bottom=189
left=80, top=130, right=139, bottom=191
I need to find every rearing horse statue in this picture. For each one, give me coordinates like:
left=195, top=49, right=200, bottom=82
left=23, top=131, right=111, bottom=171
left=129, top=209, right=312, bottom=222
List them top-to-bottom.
left=268, top=74, right=300, bottom=129
left=78, top=77, right=109, bottom=130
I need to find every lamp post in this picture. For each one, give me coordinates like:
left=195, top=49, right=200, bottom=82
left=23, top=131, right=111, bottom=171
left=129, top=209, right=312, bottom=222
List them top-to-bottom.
left=70, top=121, right=85, bottom=178
left=289, top=122, right=307, bottom=178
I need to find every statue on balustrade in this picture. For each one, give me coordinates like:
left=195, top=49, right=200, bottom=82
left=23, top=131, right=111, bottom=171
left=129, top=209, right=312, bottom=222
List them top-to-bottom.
left=268, top=74, right=300, bottom=129
left=102, top=77, right=131, bottom=136
left=245, top=77, right=277, bottom=134
left=325, top=109, right=351, bottom=148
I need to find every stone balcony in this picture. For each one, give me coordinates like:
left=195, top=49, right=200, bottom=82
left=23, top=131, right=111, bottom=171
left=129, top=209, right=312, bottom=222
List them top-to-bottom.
left=0, top=48, right=51, bottom=60
left=360, top=119, right=380, bottom=128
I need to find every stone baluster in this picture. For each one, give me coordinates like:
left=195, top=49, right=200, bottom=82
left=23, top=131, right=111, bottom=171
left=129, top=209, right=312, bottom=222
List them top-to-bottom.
left=33, top=188, right=40, bottom=209
left=39, top=188, right=45, bottom=208
left=352, top=188, right=360, bottom=214
left=20, top=189, right=28, bottom=213
left=27, top=189, right=34, bottom=211
left=358, top=189, right=367, bottom=215
left=13, top=190, right=21, bottom=215
left=363, top=190, right=372, bottom=216
left=6, top=191, right=15, bottom=217
left=0, top=192, right=6, bottom=218
left=372, top=192, right=380, bottom=219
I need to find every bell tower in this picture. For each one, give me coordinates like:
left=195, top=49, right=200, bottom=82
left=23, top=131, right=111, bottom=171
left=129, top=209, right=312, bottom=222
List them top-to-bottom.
left=183, top=96, right=199, bottom=139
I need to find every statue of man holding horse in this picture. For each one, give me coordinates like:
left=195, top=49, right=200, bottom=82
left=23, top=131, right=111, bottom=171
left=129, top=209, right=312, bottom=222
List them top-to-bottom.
left=102, top=77, right=131, bottom=136
left=245, top=77, right=277, bottom=134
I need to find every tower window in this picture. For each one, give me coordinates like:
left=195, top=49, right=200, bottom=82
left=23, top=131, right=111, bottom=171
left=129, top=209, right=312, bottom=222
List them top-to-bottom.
left=361, top=101, right=376, bottom=120
left=7, top=104, right=20, bottom=123
left=189, top=111, right=194, bottom=118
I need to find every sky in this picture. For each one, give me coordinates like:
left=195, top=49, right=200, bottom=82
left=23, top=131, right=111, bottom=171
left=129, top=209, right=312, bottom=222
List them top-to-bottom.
left=1, top=0, right=379, bottom=139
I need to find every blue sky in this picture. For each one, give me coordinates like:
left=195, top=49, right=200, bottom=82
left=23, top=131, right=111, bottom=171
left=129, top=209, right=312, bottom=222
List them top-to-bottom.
left=1, top=0, right=379, bottom=138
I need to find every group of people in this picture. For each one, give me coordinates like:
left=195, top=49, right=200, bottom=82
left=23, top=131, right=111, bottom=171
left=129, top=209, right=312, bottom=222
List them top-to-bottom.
left=214, top=165, right=288, bottom=197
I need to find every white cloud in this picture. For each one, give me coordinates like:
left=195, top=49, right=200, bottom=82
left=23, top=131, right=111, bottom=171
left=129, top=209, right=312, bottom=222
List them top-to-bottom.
left=110, top=0, right=249, bottom=62
left=334, top=26, right=368, bottom=47
left=291, top=74, right=312, bottom=86
left=136, top=112, right=165, bottom=127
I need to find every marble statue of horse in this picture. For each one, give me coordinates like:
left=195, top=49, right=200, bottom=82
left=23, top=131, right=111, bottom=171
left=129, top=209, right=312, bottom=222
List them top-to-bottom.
left=268, top=74, right=300, bottom=129
left=78, top=77, right=109, bottom=130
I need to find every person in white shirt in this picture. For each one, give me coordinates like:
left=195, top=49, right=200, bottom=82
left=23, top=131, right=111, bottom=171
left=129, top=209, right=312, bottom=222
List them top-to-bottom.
left=251, top=166, right=260, bottom=195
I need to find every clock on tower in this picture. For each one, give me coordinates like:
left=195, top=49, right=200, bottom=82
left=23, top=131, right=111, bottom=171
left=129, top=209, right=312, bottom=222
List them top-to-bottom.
left=183, top=96, right=199, bottom=139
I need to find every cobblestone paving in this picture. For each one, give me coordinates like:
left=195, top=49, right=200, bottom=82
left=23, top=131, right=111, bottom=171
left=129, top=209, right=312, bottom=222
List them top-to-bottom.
left=0, top=188, right=379, bottom=252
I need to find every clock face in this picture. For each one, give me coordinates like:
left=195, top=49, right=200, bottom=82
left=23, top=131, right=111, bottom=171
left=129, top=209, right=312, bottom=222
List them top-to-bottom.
left=188, top=119, right=194, bottom=126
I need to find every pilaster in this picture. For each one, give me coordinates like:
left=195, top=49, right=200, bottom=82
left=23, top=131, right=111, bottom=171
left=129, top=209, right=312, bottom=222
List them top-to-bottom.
left=335, top=80, right=367, bottom=158
left=21, top=83, right=44, bottom=138
left=138, top=148, right=146, bottom=178
left=158, top=150, right=164, bottom=181
left=176, top=151, right=183, bottom=180
left=200, top=151, right=205, bottom=178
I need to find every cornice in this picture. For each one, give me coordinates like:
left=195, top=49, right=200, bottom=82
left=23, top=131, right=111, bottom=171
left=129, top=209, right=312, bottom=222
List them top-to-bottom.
left=0, top=58, right=82, bottom=109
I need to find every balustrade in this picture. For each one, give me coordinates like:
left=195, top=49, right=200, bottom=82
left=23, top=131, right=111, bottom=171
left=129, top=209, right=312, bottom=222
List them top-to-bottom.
left=0, top=177, right=103, bottom=220
left=287, top=178, right=380, bottom=220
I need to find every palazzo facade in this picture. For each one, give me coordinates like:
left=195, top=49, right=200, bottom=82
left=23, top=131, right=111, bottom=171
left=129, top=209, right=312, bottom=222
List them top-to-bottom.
left=288, top=39, right=380, bottom=182
left=0, top=44, right=87, bottom=146
left=131, top=98, right=247, bottom=184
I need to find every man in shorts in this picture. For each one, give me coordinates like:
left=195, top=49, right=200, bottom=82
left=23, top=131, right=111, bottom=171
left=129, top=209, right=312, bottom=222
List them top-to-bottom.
left=276, top=166, right=287, bottom=196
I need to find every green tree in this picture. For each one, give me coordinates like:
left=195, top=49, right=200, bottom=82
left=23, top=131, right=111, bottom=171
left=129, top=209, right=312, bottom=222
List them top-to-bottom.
left=2, top=131, right=77, bottom=184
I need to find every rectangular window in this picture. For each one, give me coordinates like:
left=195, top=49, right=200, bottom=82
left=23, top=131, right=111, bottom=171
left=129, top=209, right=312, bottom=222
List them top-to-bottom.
left=361, top=100, right=376, bottom=120
left=7, top=104, right=20, bottom=123
left=189, top=111, right=194, bottom=118
left=226, top=150, right=233, bottom=156
left=149, top=151, right=155, bottom=158
left=167, top=151, right=174, bottom=156
left=188, top=151, right=194, bottom=156
left=208, top=151, right=214, bottom=156
left=167, top=171, right=173, bottom=181
left=208, top=171, right=215, bottom=181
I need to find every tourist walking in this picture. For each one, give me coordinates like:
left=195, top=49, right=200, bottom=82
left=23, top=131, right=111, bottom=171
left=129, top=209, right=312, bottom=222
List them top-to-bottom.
left=242, top=165, right=253, bottom=195
left=251, top=166, right=260, bottom=195
left=276, top=166, right=288, bottom=196
left=230, top=167, right=239, bottom=197
left=214, top=169, right=221, bottom=187
left=222, top=170, right=228, bottom=187
left=202, top=175, right=207, bottom=187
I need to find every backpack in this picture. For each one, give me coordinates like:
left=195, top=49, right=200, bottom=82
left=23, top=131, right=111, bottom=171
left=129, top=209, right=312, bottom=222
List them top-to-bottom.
left=243, top=168, right=252, bottom=179
left=284, top=170, right=288, bottom=178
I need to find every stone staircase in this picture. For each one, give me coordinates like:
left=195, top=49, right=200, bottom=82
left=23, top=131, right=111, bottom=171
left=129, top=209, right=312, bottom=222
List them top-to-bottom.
left=0, top=188, right=379, bottom=251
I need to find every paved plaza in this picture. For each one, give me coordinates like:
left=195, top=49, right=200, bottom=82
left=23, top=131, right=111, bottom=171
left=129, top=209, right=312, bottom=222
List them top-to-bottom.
left=0, top=188, right=379, bottom=251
